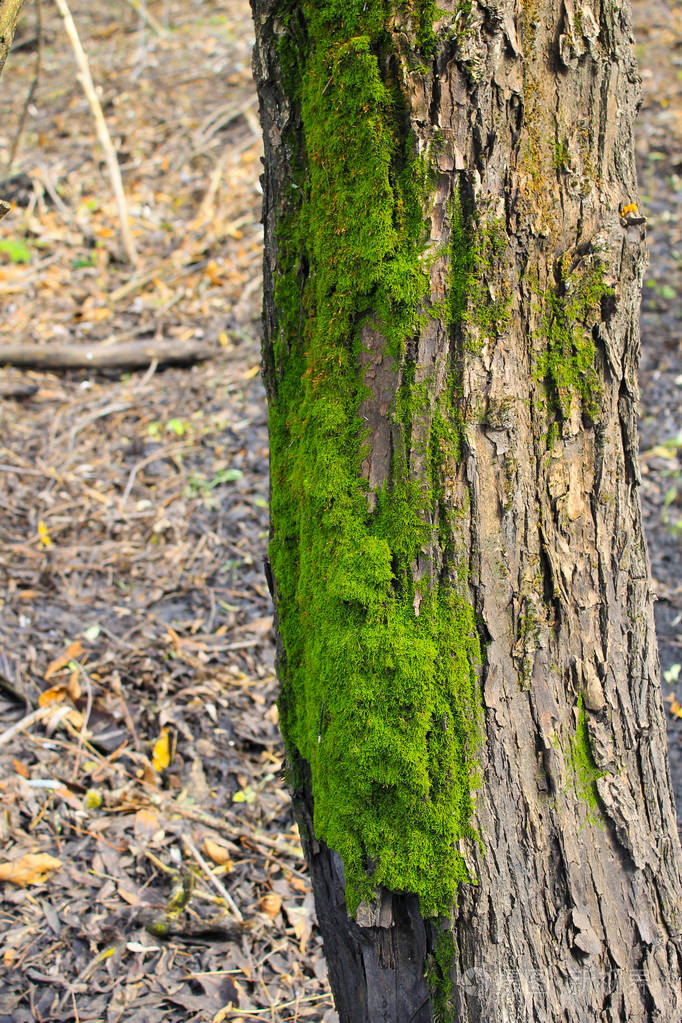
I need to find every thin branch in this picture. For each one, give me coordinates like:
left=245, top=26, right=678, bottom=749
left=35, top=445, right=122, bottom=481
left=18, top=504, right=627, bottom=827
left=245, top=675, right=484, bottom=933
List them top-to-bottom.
left=53, top=0, right=139, bottom=265
left=120, top=0, right=167, bottom=37
left=0, top=705, right=50, bottom=749
left=180, top=834, right=244, bottom=923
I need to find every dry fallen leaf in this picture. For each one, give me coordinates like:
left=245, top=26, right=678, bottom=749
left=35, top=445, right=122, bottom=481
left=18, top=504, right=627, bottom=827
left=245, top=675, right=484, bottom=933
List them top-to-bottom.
left=44, top=640, right=83, bottom=681
left=39, top=683, right=69, bottom=706
left=152, top=727, right=170, bottom=771
left=135, top=807, right=163, bottom=843
left=202, top=837, right=233, bottom=868
left=0, top=853, right=62, bottom=886
left=258, top=892, right=282, bottom=919
left=283, top=899, right=313, bottom=953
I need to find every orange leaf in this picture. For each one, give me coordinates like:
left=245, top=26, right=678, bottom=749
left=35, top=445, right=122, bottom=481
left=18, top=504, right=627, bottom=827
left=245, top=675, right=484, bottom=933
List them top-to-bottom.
left=44, top=640, right=83, bottom=681
left=39, top=684, right=68, bottom=707
left=0, top=853, right=62, bottom=886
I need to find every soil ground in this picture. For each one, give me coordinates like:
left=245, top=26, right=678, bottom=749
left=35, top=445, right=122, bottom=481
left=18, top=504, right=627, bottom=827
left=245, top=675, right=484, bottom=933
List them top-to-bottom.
left=0, top=2, right=679, bottom=1022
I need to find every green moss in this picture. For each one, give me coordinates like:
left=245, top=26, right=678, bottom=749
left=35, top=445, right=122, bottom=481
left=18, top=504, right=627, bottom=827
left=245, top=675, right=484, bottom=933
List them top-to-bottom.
left=270, top=3, right=482, bottom=918
left=553, top=137, right=570, bottom=172
left=448, top=191, right=512, bottom=352
left=536, top=256, right=612, bottom=424
left=516, top=604, right=542, bottom=690
left=566, top=695, right=604, bottom=815
left=425, top=928, right=456, bottom=1022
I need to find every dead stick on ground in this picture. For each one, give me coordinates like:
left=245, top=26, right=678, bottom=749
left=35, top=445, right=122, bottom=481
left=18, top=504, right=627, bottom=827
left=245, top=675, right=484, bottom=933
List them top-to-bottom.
left=53, top=0, right=138, bottom=265
left=0, top=338, right=215, bottom=370
left=0, top=706, right=50, bottom=749
left=181, top=834, right=244, bottom=923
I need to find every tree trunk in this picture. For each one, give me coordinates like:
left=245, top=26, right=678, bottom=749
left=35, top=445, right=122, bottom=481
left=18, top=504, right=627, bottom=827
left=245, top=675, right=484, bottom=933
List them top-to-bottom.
left=250, top=2, right=682, bottom=1019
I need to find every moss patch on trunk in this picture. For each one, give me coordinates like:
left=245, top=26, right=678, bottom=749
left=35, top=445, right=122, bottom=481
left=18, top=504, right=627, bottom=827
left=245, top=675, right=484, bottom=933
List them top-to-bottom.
left=269, top=1, right=482, bottom=918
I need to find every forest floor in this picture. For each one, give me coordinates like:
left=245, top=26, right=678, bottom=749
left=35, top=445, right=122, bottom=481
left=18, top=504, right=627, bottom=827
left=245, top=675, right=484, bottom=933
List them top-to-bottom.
left=0, top=2, right=679, bottom=1022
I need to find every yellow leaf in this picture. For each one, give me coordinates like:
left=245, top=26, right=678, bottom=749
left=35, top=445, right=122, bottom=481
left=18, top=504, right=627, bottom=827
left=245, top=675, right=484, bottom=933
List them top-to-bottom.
left=243, top=365, right=260, bottom=380
left=37, top=520, right=52, bottom=548
left=670, top=698, right=682, bottom=719
left=152, top=727, right=170, bottom=772
left=232, top=785, right=256, bottom=804
left=0, top=853, right=62, bottom=886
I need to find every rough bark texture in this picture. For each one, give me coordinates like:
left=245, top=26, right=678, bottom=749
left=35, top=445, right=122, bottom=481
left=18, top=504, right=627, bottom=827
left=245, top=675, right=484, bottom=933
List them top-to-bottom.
left=0, top=0, right=25, bottom=79
left=251, top=1, right=682, bottom=1019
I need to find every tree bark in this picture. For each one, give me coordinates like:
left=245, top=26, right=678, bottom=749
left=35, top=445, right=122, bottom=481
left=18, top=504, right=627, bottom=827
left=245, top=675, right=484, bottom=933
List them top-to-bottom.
left=0, top=0, right=25, bottom=79
left=251, top=2, right=682, bottom=1019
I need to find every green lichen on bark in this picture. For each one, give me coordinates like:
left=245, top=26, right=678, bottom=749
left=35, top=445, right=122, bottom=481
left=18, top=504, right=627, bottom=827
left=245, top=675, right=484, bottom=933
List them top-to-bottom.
left=269, top=1, right=481, bottom=918
left=448, top=191, right=512, bottom=353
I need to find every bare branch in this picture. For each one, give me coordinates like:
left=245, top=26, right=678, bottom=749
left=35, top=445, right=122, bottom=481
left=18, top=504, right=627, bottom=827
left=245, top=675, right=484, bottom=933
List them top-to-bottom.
left=53, top=0, right=139, bottom=265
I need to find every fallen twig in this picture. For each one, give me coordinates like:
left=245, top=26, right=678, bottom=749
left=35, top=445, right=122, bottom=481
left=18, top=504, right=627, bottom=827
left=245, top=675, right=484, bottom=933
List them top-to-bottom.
left=121, top=0, right=167, bottom=37
left=0, top=337, right=215, bottom=370
left=121, top=439, right=190, bottom=505
left=0, top=705, right=50, bottom=749
left=180, top=833, right=244, bottom=923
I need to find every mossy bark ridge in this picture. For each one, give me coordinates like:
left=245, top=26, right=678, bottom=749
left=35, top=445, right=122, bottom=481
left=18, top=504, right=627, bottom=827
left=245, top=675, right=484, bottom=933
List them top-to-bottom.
left=251, top=1, right=682, bottom=1020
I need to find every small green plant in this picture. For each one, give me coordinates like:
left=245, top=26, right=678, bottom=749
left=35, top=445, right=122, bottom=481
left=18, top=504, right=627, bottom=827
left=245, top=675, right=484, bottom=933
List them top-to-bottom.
left=0, top=237, right=31, bottom=263
left=72, top=253, right=96, bottom=269
left=166, top=417, right=188, bottom=437
left=185, top=467, right=244, bottom=504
